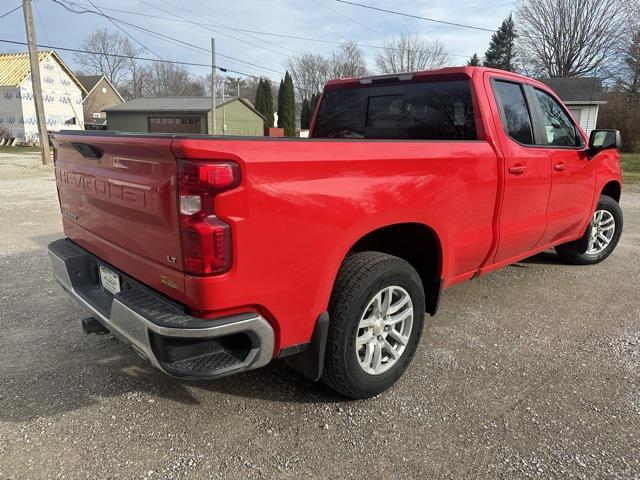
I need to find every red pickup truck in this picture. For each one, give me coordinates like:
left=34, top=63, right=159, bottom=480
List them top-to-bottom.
left=48, top=67, right=623, bottom=399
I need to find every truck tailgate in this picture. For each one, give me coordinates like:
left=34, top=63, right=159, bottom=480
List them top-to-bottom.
left=52, top=133, right=186, bottom=299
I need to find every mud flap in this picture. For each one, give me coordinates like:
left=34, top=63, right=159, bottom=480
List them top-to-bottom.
left=284, top=312, right=329, bottom=382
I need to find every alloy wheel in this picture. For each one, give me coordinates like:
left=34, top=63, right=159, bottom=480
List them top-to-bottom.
left=587, top=209, right=615, bottom=255
left=355, top=286, right=414, bottom=375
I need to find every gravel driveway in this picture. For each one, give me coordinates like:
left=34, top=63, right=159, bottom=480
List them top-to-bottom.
left=1, top=155, right=639, bottom=479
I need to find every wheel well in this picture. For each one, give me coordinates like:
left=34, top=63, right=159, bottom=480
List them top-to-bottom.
left=602, top=181, right=621, bottom=202
left=348, top=223, right=442, bottom=315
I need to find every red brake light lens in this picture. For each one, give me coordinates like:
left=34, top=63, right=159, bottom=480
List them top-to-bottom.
left=177, top=161, right=240, bottom=275
left=179, top=161, right=240, bottom=195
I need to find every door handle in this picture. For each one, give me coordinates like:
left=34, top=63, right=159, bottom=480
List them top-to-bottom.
left=554, top=162, right=566, bottom=172
left=508, top=164, right=526, bottom=175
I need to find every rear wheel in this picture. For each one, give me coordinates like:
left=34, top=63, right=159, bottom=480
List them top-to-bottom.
left=556, top=195, right=623, bottom=265
left=323, top=252, right=425, bottom=399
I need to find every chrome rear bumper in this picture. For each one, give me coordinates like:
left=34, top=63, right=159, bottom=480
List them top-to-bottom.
left=47, top=238, right=274, bottom=380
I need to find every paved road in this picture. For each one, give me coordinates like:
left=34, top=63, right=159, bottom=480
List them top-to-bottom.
left=1, top=156, right=639, bottom=479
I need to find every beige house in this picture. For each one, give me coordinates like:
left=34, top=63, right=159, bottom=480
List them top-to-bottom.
left=76, top=75, right=124, bottom=130
left=104, top=96, right=266, bottom=135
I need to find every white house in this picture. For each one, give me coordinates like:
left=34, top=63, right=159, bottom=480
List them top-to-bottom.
left=0, top=50, right=86, bottom=144
left=538, top=77, right=606, bottom=136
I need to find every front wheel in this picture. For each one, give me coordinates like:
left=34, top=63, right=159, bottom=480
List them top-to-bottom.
left=556, top=194, right=623, bottom=265
left=322, top=252, right=425, bottom=399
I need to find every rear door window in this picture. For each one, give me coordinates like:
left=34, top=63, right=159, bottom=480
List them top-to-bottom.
left=314, top=80, right=477, bottom=140
left=493, top=80, right=534, bottom=145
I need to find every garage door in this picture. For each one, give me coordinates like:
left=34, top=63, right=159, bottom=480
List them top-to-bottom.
left=148, top=116, right=201, bottom=133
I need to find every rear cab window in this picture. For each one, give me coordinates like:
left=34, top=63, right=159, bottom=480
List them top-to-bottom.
left=313, top=80, right=477, bottom=140
left=492, top=80, right=535, bottom=145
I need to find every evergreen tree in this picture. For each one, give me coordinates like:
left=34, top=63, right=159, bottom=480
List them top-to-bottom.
left=483, top=15, right=517, bottom=71
left=467, top=53, right=481, bottom=67
left=282, top=71, right=296, bottom=136
left=254, top=79, right=265, bottom=117
left=254, top=79, right=274, bottom=129
left=277, top=79, right=285, bottom=128
left=262, top=80, right=274, bottom=128
left=300, top=98, right=311, bottom=130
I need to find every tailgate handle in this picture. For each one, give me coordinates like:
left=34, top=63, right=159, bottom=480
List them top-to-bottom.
left=72, top=143, right=103, bottom=160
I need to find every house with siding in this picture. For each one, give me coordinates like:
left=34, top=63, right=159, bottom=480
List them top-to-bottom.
left=0, top=50, right=85, bottom=144
left=76, top=75, right=124, bottom=129
left=538, top=77, right=606, bottom=136
left=104, top=96, right=265, bottom=135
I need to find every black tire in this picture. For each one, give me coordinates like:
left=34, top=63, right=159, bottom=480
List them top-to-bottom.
left=556, top=195, right=623, bottom=265
left=322, top=252, right=426, bottom=399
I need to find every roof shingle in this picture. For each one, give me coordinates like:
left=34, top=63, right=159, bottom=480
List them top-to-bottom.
left=76, top=74, right=103, bottom=93
left=537, top=77, right=605, bottom=103
left=103, top=96, right=266, bottom=120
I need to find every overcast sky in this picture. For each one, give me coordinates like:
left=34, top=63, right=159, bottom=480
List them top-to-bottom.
left=1, top=0, right=516, bottom=83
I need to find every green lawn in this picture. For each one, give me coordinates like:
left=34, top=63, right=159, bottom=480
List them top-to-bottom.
left=0, top=145, right=40, bottom=153
left=622, top=153, right=640, bottom=185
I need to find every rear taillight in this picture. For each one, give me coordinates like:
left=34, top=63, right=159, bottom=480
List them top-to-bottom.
left=177, top=160, right=240, bottom=275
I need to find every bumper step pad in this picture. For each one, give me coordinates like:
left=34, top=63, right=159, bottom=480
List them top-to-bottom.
left=48, top=238, right=274, bottom=379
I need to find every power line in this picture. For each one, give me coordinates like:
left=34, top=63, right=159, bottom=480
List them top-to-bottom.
left=32, top=0, right=82, bottom=125
left=48, top=0, right=471, bottom=59
left=51, top=0, right=285, bottom=75
left=81, top=0, right=211, bottom=87
left=85, top=0, right=164, bottom=62
left=149, top=0, right=298, bottom=57
left=309, top=0, right=386, bottom=37
left=335, top=0, right=496, bottom=33
left=0, top=4, right=22, bottom=19
left=0, top=38, right=210, bottom=67
left=0, top=39, right=314, bottom=94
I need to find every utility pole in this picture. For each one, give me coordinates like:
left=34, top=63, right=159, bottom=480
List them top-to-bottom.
left=22, top=0, right=51, bottom=165
left=211, top=37, right=216, bottom=135
left=222, top=79, right=226, bottom=135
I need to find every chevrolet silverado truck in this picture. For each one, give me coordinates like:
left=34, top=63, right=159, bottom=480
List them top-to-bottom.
left=48, top=67, right=623, bottom=399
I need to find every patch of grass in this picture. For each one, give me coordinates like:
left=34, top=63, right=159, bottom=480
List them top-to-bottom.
left=0, top=145, right=41, bottom=153
left=621, top=153, right=640, bottom=185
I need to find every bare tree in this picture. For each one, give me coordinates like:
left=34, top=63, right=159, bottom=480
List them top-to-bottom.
left=515, top=0, right=627, bottom=77
left=617, top=0, right=640, bottom=92
left=74, top=29, right=140, bottom=88
left=374, top=34, right=449, bottom=74
left=329, top=41, right=369, bottom=78
left=287, top=42, right=368, bottom=99
left=287, top=52, right=331, bottom=98
left=123, top=59, right=150, bottom=99
left=115, top=61, right=152, bottom=100
left=146, top=62, right=206, bottom=97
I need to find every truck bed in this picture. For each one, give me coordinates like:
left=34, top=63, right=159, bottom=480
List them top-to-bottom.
left=52, top=130, right=500, bottom=348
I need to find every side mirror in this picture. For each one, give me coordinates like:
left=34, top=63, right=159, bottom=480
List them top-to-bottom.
left=587, top=129, right=622, bottom=158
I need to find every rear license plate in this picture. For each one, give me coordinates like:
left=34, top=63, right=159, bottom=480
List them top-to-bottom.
left=99, top=265, right=121, bottom=295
